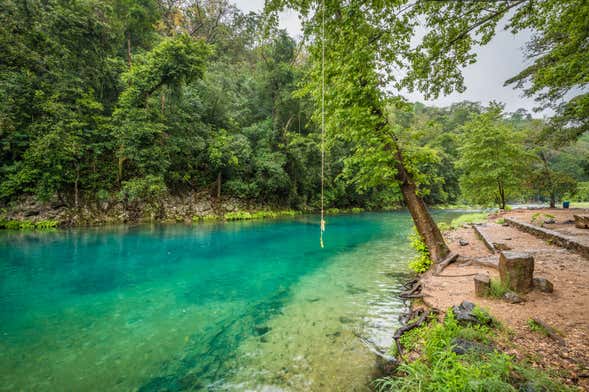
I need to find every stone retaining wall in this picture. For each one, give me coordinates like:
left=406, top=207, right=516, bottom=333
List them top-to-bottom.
left=505, top=218, right=589, bottom=260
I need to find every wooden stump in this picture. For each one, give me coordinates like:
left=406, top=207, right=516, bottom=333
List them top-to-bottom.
left=499, top=251, right=534, bottom=293
left=474, top=274, right=490, bottom=297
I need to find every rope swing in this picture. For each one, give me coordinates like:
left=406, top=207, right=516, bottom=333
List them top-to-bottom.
left=320, top=0, right=326, bottom=248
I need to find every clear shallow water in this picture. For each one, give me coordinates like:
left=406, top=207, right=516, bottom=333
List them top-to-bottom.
left=0, top=212, right=459, bottom=391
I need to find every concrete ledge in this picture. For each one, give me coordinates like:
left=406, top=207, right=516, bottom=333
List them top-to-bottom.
left=505, top=218, right=589, bottom=260
left=473, top=225, right=496, bottom=253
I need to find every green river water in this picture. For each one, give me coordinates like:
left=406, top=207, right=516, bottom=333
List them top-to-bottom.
left=0, top=211, right=461, bottom=391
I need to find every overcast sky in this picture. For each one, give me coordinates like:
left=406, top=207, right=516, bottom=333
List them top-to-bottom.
left=234, top=0, right=544, bottom=116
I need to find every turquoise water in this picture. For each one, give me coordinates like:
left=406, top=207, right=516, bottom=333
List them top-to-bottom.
left=0, top=212, right=458, bottom=391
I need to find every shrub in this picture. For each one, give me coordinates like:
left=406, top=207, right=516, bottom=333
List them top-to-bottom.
left=224, top=210, right=298, bottom=221
left=450, top=213, right=489, bottom=228
left=35, top=220, right=59, bottom=229
left=408, top=229, right=432, bottom=273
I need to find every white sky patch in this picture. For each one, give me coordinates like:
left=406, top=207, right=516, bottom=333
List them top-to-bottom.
left=233, top=0, right=546, bottom=116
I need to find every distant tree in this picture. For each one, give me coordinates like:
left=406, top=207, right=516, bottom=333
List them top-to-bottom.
left=404, top=0, right=589, bottom=144
left=457, top=106, right=531, bottom=209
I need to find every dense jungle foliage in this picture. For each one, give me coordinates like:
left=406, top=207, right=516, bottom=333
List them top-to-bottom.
left=1, top=0, right=587, bottom=212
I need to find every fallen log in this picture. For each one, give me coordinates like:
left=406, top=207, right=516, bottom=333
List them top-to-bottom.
left=531, top=318, right=565, bottom=345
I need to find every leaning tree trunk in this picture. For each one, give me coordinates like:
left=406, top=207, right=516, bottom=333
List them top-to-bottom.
left=394, top=147, right=450, bottom=263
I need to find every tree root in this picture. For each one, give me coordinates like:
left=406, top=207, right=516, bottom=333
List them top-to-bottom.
left=433, top=252, right=459, bottom=275
left=400, top=281, right=423, bottom=298
left=393, top=308, right=438, bottom=356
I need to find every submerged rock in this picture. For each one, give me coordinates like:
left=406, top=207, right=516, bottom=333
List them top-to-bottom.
left=345, top=284, right=368, bottom=295
left=339, top=316, right=354, bottom=324
left=254, top=325, right=271, bottom=336
left=374, top=354, right=398, bottom=377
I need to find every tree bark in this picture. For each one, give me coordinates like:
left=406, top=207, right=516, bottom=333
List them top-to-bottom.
left=394, top=147, right=450, bottom=263
left=216, top=171, right=222, bottom=199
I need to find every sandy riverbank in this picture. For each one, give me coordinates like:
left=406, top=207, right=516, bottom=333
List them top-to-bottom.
left=419, top=208, right=589, bottom=389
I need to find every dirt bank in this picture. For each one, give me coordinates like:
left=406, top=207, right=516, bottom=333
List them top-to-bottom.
left=421, top=208, right=589, bottom=389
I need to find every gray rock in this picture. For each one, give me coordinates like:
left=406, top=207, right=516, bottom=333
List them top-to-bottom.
left=543, top=218, right=555, bottom=224
left=459, top=239, right=469, bottom=246
left=533, top=277, right=554, bottom=293
left=503, top=291, right=524, bottom=304
left=450, top=301, right=492, bottom=326
left=254, top=325, right=271, bottom=336
left=451, top=338, right=493, bottom=355
left=375, top=354, right=398, bottom=376
left=519, top=381, right=548, bottom=392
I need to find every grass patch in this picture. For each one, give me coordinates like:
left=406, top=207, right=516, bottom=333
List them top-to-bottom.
left=325, top=207, right=365, bottom=215
left=224, top=210, right=298, bottom=221
left=450, top=212, right=489, bottom=229
left=530, top=212, right=555, bottom=227
left=0, top=219, right=59, bottom=230
left=488, top=278, right=510, bottom=298
left=375, top=308, right=572, bottom=392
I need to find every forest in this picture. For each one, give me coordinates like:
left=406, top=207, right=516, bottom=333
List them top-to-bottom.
left=1, top=0, right=588, bottom=219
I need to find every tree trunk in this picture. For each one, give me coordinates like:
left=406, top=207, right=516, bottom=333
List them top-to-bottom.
left=126, top=32, right=132, bottom=68
left=394, top=148, right=450, bottom=263
left=118, top=156, right=126, bottom=186
left=74, top=164, right=80, bottom=209
left=216, top=171, right=222, bottom=199
left=497, top=180, right=506, bottom=209
left=549, top=192, right=556, bottom=208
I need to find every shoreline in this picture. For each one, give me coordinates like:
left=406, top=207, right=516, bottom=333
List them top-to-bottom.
left=379, top=207, right=589, bottom=390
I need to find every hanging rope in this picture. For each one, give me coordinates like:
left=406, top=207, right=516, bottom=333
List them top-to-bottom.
left=320, top=0, right=326, bottom=248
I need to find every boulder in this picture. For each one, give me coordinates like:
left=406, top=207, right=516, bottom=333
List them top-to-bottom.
left=459, top=239, right=469, bottom=246
left=499, top=251, right=534, bottom=293
left=474, top=274, right=490, bottom=297
left=533, top=277, right=554, bottom=293
left=503, top=291, right=524, bottom=304
left=450, top=301, right=492, bottom=326
left=451, top=338, right=493, bottom=355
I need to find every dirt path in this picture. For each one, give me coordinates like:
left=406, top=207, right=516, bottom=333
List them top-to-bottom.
left=421, top=208, right=589, bottom=389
